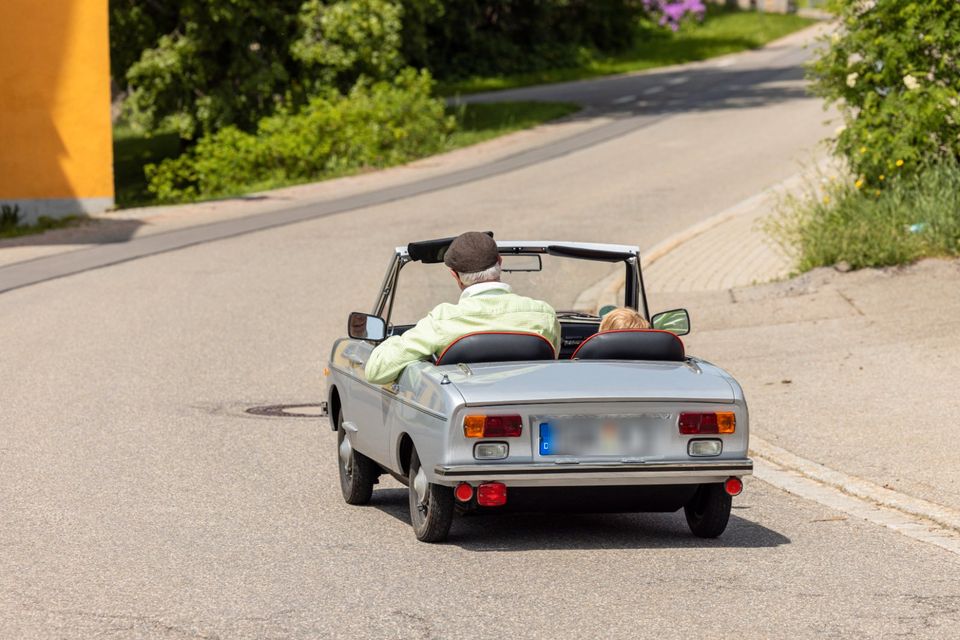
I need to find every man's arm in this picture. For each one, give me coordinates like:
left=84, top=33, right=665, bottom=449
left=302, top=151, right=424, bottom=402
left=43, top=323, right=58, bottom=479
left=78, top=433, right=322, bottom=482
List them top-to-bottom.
left=364, top=313, right=446, bottom=385
left=549, top=315, right=562, bottom=357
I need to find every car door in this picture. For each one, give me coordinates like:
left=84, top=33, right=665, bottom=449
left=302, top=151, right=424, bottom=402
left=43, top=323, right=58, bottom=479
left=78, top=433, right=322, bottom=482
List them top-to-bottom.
left=340, top=339, right=396, bottom=468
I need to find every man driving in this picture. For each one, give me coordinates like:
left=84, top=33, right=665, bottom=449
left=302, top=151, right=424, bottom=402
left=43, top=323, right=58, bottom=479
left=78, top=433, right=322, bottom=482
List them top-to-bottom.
left=365, top=232, right=561, bottom=385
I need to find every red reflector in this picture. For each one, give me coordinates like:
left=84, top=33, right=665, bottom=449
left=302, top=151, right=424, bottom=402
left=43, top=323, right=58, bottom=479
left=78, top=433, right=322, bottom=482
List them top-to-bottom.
left=483, top=415, right=523, bottom=438
left=725, top=477, right=743, bottom=496
left=454, top=482, right=474, bottom=502
left=476, top=482, right=507, bottom=507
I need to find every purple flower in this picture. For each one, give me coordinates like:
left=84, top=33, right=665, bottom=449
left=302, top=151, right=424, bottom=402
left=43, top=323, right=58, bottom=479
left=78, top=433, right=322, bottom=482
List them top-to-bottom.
left=645, top=0, right=706, bottom=30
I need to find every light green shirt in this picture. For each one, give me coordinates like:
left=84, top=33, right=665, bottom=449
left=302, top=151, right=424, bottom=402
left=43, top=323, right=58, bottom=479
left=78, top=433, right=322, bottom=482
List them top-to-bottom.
left=365, top=282, right=561, bottom=384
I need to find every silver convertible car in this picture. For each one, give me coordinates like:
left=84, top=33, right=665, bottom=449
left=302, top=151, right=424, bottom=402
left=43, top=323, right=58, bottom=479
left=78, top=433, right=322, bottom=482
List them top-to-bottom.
left=325, top=238, right=752, bottom=542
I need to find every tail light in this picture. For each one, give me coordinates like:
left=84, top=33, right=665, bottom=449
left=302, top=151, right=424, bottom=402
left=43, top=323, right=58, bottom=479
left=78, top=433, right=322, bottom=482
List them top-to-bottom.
left=679, top=412, right=735, bottom=434
left=463, top=415, right=523, bottom=438
left=477, top=482, right=507, bottom=507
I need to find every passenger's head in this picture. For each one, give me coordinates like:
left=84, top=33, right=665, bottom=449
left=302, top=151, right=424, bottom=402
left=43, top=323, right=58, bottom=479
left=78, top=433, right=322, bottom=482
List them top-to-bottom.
left=444, top=231, right=502, bottom=290
left=599, top=307, right=650, bottom=332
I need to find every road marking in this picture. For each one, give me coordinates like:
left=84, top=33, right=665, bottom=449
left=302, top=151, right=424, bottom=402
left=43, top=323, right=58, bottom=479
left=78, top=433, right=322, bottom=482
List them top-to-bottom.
left=667, top=76, right=688, bottom=85
left=642, top=86, right=664, bottom=95
left=611, top=94, right=636, bottom=105
left=752, top=436, right=960, bottom=556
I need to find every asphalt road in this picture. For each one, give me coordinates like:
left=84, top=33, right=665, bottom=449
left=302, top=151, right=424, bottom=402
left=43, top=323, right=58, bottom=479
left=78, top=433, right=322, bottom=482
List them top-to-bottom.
left=3, top=25, right=959, bottom=638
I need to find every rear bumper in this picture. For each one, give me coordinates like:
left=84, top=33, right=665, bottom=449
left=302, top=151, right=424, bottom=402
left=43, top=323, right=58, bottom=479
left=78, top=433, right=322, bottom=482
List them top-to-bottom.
left=433, top=458, right=753, bottom=487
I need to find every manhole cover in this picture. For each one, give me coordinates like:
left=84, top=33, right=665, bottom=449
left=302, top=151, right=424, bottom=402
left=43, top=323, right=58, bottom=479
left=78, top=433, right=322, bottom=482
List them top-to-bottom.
left=245, top=403, right=327, bottom=418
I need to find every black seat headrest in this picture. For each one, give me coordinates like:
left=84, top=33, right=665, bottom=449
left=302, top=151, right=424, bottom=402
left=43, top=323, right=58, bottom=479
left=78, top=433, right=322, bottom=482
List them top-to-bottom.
left=571, top=329, right=685, bottom=361
left=436, top=331, right=556, bottom=365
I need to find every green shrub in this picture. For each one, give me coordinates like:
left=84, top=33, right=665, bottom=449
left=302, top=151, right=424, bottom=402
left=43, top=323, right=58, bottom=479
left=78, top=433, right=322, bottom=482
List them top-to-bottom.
left=112, top=0, right=641, bottom=139
left=808, top=1, right=960, bottom=188
left=145, top=69, right=452, bottom=202
left=770, top=160, right=960, bottom=271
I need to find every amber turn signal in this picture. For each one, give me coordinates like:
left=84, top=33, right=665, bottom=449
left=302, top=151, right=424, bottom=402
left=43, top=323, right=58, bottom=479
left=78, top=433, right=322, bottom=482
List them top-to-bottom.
left=717, top=412, right=736, bottom=434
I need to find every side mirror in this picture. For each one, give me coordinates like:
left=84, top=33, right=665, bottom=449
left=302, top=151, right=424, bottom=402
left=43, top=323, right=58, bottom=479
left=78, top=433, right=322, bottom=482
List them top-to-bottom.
left=651, top=308, right=690, bottom=336
left=348, top=312, right=386, bottom=342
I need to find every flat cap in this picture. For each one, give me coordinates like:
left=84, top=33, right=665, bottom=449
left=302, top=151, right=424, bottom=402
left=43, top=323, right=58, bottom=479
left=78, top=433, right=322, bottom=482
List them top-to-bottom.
left=444, top=231, right=499, bottom=273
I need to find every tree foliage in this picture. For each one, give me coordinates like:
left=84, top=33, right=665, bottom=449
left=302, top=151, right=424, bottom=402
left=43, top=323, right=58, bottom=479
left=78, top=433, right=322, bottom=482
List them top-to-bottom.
left=110, top=0, right=661, bottom=138
left=112, top=0, right=411, bottom=139
left=115, top=0, right=303, bottom=139
left=292, top=0, right=405, bottom=90
left=404, top=0, right=645, bottom=79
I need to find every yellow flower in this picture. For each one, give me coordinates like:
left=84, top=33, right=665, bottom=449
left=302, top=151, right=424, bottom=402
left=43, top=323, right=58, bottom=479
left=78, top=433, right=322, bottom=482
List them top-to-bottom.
left=859, top=146, right=867, bottom=154
left=896, top=159, right=904, bottom=167
left=879, top=175, right=885, bottom=181
left=855, top=179, right=864, bottom=189
left=875, top=190, right=881, bottom=196
left=823, top=195, right=831, bottom=204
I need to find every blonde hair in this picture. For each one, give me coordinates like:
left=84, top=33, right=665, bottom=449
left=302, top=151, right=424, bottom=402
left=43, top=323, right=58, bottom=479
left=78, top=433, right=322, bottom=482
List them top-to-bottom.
left=599, top=307, right=650, bottom=332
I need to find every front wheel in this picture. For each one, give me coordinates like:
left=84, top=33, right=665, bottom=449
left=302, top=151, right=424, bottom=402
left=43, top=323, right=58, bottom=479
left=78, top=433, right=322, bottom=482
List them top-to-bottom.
left=337, top=412, right=377, bottom=505
left=408, top=449, right=454, bottom=543
left=684, top=483, right=732, bottom=538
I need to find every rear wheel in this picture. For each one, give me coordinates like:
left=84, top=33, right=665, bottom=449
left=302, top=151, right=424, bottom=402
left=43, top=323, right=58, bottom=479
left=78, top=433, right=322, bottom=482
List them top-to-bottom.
left=337, top=411, right=377, bottom=505
left=408, top=449, right=454, bottom=543
left=684, top=483, right=732, bottom=538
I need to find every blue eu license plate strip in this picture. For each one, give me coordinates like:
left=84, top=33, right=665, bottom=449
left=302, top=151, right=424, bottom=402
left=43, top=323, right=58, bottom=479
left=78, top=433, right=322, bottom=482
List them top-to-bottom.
left=537, top=418, right=647, bottom=457
left=539, top=422, right=553, bottom=456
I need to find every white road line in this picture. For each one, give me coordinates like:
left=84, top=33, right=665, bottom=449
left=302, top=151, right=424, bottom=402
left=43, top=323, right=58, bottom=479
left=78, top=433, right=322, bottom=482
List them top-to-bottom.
left=667, top=76, right=688, bottom=85
left=642, top=86, right=664, bottom=95
left=611, top=94, right=636, bottom=105
left=752, top=436, right=960, bottom=556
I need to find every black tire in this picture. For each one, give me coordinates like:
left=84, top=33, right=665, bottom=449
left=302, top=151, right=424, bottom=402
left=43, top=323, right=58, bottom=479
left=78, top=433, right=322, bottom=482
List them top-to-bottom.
left=336, top=411, right=377, bottom=505
left=408, top=448, right=454, bottom=543
left=684, top=483, right=732, bottom=538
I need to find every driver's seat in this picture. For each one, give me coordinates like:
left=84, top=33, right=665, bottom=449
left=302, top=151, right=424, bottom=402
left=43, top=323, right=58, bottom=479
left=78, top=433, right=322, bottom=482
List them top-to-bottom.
left=435, top=331, right=556, bottom=366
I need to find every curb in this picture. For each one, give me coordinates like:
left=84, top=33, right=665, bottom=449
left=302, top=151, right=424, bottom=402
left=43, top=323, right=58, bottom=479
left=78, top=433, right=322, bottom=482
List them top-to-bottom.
left=580, top=163, right=828, bottom=313
left=751, top=436, right=960, bottom=533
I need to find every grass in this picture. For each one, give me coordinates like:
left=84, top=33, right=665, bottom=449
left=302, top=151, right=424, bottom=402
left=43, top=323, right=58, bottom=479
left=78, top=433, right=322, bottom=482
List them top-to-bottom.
left=439, top=7, right=815, bottom=95
left=112, top=101, right=581, bottom=208
left=445, top=101, right=580, bottom=148
left=767, top=161, right=960, bottom=272
left=0, top=213, right=84, bottom=240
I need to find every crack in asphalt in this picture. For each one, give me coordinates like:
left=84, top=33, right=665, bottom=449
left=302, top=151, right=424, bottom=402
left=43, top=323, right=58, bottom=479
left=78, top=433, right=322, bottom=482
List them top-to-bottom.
left=8, top=589, right=304, bottom=639
left=389, top=609, right=440, bottom=640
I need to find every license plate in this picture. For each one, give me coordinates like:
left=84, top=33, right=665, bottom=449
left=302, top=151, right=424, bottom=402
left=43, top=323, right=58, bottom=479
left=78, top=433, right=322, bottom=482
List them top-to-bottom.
left=539, top=418, right=646, bottom=457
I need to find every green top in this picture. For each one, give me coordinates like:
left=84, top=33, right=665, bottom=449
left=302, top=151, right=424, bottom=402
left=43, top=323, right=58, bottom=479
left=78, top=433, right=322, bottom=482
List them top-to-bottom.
left=364, top=282, right=561, bottom=385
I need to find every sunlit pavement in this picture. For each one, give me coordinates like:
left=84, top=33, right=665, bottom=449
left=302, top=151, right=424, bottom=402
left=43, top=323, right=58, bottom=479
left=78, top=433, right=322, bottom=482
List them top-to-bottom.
left=2, top=25, right=959, bottom=638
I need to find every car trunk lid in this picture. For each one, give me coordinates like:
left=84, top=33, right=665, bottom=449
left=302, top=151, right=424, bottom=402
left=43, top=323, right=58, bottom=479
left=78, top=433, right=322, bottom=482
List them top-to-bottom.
left=443, top=359, right=737, bottom=406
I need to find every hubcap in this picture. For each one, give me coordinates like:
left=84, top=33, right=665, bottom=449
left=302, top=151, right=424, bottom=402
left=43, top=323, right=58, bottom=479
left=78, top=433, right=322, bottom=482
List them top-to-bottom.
left=339, top=436, right=353, bottom=476
left=413, top=466, right=429, bottom=507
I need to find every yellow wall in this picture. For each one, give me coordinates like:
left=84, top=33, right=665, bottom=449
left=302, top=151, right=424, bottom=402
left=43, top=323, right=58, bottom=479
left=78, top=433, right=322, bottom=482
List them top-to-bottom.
left=0, top=0, right=113, bottom=206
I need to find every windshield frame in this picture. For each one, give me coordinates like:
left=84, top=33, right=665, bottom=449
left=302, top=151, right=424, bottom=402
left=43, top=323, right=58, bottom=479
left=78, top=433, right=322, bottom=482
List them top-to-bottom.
left=372, top=242, right=647, bottom=328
